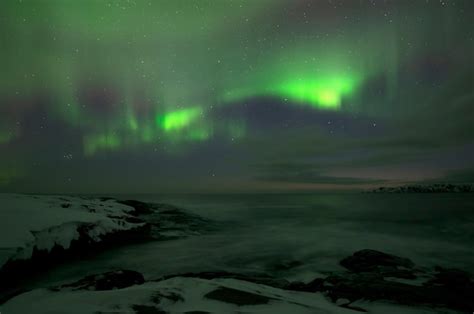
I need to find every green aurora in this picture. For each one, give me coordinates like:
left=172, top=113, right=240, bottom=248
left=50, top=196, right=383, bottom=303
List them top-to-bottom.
left=0, top=0, right=408, bottom=156
left=1, top=0, right=473, bottom=192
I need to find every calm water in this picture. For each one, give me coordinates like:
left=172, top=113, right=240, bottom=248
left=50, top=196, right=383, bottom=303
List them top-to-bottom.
left=33, top=193, right=474, bottom=288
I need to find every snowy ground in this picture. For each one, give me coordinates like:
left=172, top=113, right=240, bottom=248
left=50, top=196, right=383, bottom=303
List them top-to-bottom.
left=0, top=193, right=144, bottom=268
left=1, top=276, right=450, bottom=314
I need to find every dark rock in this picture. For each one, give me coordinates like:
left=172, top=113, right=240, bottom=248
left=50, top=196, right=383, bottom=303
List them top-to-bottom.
left=99, top=197, right=115, bottom=201
left=118, top=200, right=154, bottom=215
left=81, top=204, right=96, bottom=212
left=124, top=216, right=146, bottom=224
left=0, top=222, right=150, bottom=302
left=340, top=249, right=414, bottom=273
left=306, top=250, right=474, bottom=312
left=375, top=266, right=417, bottom=279
left=428, top=267, right=472, bottom=288
left=58, top=269, right=145, bottom=291
left=155, top=271, right=290, bottom=289
left=322, top=272, right=474, bottom=312
left=284, top=277, right=325, bottom=292
left=306, top=277, right=328, bottom=291
left=284, top=281, right=310, bottom=291
left=204, top=287, right=274, bottom=306
left=0, top=288, right=30, bottom=305
left=151, top=291, right=184, bottom=304
left=132, top=305, right=167, bottom=314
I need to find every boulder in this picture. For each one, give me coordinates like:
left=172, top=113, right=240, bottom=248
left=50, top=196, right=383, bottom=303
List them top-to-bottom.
left=340, top=249, right=414, bottom=273
left=319, top=250, right=474, bottom=312
left=428, top=266, right=472, bottom=288
left=204, top=287, right=274, bottom=306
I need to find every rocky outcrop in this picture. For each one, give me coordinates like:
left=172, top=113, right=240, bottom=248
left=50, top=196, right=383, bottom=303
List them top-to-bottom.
left=0, top=196, right=213, bottom=304
left=117, top=200, right=155, bottom=215
left=0, top=221, right=150, bottom=304
left=287, top=249, right=474, bottom=312
left=339, top=249, right=416, bottom=279
left=340, top=249, right=414, bottom=272
left=204, top=287, right=274, bottom=306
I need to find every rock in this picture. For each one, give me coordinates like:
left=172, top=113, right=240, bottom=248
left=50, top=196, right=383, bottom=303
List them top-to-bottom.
left=118, top=200, right=154, bottom=215
left=0, top=221, right=150, bottom=298
left=340, top=249, right=414, bottom=273
left=309, top=250, right=474, bottom=312
left=374, top=266, right=417, bottom=279
left=428, top=266, right=472, bottom=288
left=57, top=269, right=145, bottom=291
left=322, top=272, right=474, bottom=312
left=284, top=277, right=325, bottom=292
left=306, top=277, right=326, bottom=290
left=284, top=281, right=307, bottom=291
left=204, top=287, right=274, bottom=306
left=150, top=291, right=184, bottom=303
left=335, top=298, right=351, bottom=305
left=132, top=304, right=167, bottom=314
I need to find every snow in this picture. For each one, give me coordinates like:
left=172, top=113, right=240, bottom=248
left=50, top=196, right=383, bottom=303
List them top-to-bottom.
left=0, top=193, right=143, bottom=267
left=0, top=276, right=445, bottom=314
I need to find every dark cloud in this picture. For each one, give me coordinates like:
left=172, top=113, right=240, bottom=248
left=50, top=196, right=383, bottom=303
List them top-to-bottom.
left=254, top=162, right=386, bottom=186
left=424, top=169, right=474, bottom=185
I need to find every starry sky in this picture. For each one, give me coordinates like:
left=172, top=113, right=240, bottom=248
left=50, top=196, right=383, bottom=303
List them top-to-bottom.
left=0, top=0, right=473, bottom=193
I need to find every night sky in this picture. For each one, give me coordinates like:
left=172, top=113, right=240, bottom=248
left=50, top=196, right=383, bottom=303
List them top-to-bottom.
left=1, top=0, right=473, bottom=193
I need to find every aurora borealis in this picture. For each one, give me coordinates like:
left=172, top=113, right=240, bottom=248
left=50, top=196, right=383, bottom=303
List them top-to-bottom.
left=1, top=0, right=473, bottom=193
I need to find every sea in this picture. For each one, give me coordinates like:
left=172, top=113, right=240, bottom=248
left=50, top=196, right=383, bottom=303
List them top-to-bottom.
left=28, top=192, right=474, bottom=289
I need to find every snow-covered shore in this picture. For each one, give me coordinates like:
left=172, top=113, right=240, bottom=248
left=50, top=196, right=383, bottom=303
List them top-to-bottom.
left=0, top=193, right=146, bottom=269
left=0, top=193, right=215, bottom=305
left=3, top=250, right=473, bottom=313
left=0, top=275, right=358, bottom=314
left=5, top=275, right=432, bottom=314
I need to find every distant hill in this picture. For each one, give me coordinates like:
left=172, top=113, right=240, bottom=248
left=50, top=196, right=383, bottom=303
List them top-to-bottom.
left=369, top=184, right=473, bottom=193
